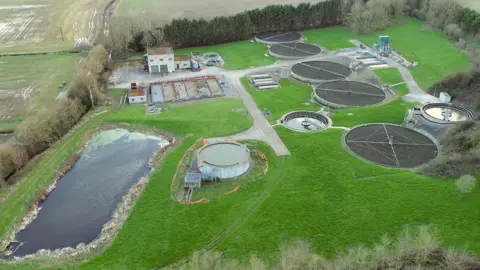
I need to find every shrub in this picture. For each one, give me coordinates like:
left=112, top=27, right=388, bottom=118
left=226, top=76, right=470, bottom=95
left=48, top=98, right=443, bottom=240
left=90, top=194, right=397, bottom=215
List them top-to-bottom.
left=347, top=0, right=410, bottom=35
left=423, top=0, right=461, bottom=30
left=444, top=23, right=464, bottom=40
left=4, top=45, right=109, bottom=188
left=0, top=144, right=28, bottom=184
left=456, top=175, right=476, bottom=195
left=177, top=226, right=476, bottom=270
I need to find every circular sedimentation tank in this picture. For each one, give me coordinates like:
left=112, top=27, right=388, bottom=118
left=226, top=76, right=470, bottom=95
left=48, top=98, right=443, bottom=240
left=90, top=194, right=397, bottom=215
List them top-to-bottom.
left=255, top=31, right=302, bottom=44
left=268, top=42, right=321, bottom=59
left=291, top=61, right=352, bottom=83
left=314, top=80, right=386, bottom=108
left=421, top=103, right=476, bottom=124
left=281, top=111, right=331, bottom=132
left=344, top=124, right=438, bottom=168
left=197, top=142, right=251, bottom=179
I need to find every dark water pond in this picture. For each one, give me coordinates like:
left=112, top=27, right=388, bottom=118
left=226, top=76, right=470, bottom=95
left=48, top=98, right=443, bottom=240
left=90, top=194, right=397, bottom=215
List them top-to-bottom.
left=13, top=129, right=168, bottom=257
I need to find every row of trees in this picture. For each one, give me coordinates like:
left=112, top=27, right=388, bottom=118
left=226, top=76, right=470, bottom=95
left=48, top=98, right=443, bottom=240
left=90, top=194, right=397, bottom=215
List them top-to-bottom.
left=106, top=0, right=347, bottom=55
left=0, top=45, right=110, bottom=187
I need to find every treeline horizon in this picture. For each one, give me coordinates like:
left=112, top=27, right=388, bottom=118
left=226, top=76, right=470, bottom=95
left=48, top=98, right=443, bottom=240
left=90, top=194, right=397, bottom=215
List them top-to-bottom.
left=105, top=0, right=480, bottom=56
left=106, top=0, right=349, bottom=55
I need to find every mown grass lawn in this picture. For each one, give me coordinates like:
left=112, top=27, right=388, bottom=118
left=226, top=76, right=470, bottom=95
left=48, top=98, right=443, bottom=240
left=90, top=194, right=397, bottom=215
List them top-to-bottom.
left=303, top=19, right=470, bottom=90
left=303, top=26, right=355, bottom=50
left=175, top=41, right=275, bottom=70
left=374, top=68, right=409, bottom=96
left=241, top=77, right=320, bottom=123
left=1, top=94, right=479, bottom=270
left=331, top=99, right=413, bottom=127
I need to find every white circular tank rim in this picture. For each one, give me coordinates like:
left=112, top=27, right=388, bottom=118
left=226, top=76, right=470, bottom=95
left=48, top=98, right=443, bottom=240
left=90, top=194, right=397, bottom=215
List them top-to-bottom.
left=280, top=110, right=332, bottom=132
left=197, top=142, right=251, bottom=179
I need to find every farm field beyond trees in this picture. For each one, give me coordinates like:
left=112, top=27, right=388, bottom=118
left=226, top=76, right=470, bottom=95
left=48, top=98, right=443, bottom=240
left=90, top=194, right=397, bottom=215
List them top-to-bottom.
left=0, top=0, right=110, bottom=53
left=115, top=0, right=319, bottom=22
left=0, top=54, right=81, bottom=124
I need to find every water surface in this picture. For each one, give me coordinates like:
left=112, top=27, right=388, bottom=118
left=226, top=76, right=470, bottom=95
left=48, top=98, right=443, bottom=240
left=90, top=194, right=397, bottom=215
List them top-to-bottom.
left=14, top=129, right=168, bottom=256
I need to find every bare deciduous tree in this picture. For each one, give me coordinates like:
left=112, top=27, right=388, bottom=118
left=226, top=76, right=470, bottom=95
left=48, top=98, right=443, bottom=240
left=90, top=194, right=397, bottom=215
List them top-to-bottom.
left=347, top=0, right=409, bottom=35
left=424, top=0, right=460, bottom=29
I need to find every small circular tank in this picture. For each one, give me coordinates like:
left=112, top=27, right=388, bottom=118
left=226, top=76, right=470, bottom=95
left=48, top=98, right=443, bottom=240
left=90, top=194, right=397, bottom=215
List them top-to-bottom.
left=421, top=103, right=476, bottom=124
left=281, top=111, right=332, bottom=132
left=197, top=142, right=251, bottom=179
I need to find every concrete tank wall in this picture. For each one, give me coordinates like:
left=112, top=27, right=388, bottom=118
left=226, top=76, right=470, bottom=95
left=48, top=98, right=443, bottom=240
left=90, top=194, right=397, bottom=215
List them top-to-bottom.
left=198, top=160, right=250, bottom=180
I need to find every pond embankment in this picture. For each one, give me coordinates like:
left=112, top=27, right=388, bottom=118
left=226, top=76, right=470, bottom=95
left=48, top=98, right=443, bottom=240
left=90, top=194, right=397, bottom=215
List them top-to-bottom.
left=4, top=128, right=173, bottom=259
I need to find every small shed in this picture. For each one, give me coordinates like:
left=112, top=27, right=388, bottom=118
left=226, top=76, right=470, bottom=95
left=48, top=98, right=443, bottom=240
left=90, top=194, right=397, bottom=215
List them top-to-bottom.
left=174, top=55, right=191, bottom=70
left=128, top=84, right=146, bottom=104
left=439, top=92, right=452, bottom=103
left=184, top=172, right=202, bottom=188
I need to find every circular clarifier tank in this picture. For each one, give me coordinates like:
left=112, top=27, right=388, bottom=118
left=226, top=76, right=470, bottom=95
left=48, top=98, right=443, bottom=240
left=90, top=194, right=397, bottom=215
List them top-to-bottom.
left=255, top=31, right=302, bottom=44
left=268, top=42, right=322, bottom=59
left=291, top=61, right=352, bottom=83
left=314, top=80, right=386, bottom=108
left=421, top=103, right=476, bottom=124
left=281, top=111, right=332, bottom=132
left=344, top=124, right=438, bottom=168
left=197, top=142, right=251, bottom=179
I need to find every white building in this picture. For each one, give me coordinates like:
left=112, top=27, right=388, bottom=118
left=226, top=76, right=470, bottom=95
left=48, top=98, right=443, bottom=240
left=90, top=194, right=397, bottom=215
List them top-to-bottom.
left=147, top=47, right=175, bottom=74
left=174, top=55, right=192, bottom=70
left=128, top=84, right=147, bottom=104
left=128, top=93, right=146, bottom=104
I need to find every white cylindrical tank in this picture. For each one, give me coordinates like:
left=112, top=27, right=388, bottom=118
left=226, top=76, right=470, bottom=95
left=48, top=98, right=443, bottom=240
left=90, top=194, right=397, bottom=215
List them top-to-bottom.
left=197, top=142, right=251, bottom=180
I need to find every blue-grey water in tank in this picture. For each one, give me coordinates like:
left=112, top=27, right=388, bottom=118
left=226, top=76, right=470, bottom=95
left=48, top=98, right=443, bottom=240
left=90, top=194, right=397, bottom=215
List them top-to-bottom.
left=13, top=129, right=169, bottom=257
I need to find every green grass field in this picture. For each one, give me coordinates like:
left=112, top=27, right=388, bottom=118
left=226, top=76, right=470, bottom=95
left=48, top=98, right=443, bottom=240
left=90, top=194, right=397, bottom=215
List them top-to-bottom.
left=303, top=20, right=470, bottom=90
left=303, top=26, right=356, bottom=50
left=175, top=41, right=275, bottom=70
left=0, top=54, right=81, bottom=126
left=374, top=68, right=410, bottom=96
left=241, top=77, right=320, bottom=122
left=1, top=92, right=479, bottom=269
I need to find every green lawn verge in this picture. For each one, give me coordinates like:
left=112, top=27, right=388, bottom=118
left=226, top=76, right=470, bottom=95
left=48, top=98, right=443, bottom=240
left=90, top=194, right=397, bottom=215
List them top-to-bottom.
left=303, top=26, right=355, bottom=50
left=174, top=41, right=275, bottom=70
left=374, top=68, right=409, bottom=96
left=241, top=77, right=320, bottom=123
left=331, top=99, right=413, bottom=127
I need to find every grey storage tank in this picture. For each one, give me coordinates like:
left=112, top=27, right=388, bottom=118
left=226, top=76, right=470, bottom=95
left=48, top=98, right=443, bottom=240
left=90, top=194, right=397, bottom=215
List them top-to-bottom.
left=197, top=142, right=251, bottom=180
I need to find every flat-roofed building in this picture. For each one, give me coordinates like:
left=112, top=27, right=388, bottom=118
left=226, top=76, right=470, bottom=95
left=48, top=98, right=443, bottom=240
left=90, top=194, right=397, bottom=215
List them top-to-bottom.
left=146, top=47, right=174, bottom=74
